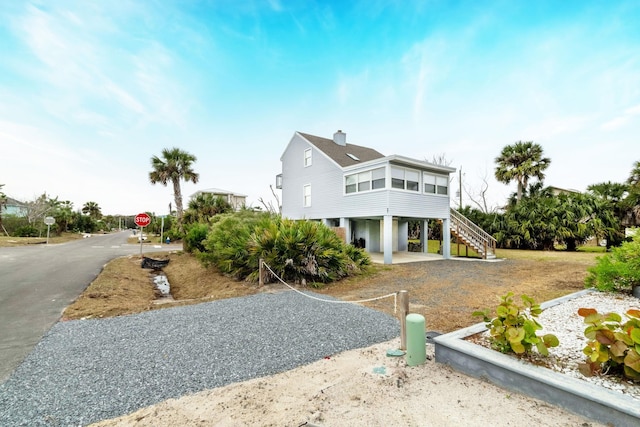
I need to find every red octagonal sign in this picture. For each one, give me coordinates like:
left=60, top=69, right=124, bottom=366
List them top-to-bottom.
left=134, top=213, right=151, bottom=227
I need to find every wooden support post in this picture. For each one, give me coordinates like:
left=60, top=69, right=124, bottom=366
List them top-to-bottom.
left=259, top=258, right=265, bottom=287
left=398, top=290, right=409, bottom=350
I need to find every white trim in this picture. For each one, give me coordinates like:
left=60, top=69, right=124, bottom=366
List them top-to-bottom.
left=304, top=148, right=312, bottom=167
left=303, top=184, right=311, bottom=207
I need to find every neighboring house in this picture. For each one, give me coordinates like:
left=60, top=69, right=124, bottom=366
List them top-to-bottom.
left=277, top=130, right=456, bottom=264
left=548, top=186, right=581, bottom=196
left=190, top=188, right=247, bottom=211
left=1, top=197, right=28, bottom=217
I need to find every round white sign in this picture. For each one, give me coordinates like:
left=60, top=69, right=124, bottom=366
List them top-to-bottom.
left=44, top=216, right=55, bottom=225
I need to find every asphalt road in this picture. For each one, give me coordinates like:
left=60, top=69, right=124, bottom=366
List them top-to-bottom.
left=0, top=231, right=179, bottom=383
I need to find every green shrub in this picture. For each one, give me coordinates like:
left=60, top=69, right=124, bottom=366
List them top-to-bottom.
left=200, top=213, right=370, bottom=286
left=183, top=223, right=209, bottom=253
left=15, top=225, right=39, bottom=237
left=585, top=234, right=640, bottom=293
left=473, top=292, right=559, bottom=356
left=578, top=307, right=640, bottom=381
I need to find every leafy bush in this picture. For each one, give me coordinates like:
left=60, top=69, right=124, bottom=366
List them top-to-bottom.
left=200, top=212, right=370, bottom=286
left=183, top=223, right=209, bottom=253
left=15, top=225, right=39, bottom=237
left=164, top=228, right=183, bottom=242
left=585, top=234, right=640, bottom=293
left=473, top=292, right=559, bottom=356
left=578, top=307, right=640, bottom=381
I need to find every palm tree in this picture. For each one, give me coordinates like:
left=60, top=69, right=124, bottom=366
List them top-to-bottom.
left=495, top=141, right=551, bottom=202
left=149, top=147, right=199, bottom=231
left=624, top=160, right=640, bottom=226
left=587, top=181, right=628, bottom=249
left=184, top=193, right=232, bottom=224
left=54, top=201, right=75, bottom=235
left=82, top=201, right=102, bottom=219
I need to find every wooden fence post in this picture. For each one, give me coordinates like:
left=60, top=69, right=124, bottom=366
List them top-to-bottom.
left=259, top=258, right=264, bottom=287
left=398, top=290, right=409, bottom=350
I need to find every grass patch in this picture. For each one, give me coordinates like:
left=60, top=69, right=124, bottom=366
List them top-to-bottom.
left=0, top=232, right=84, bottom=247
left=495, top=248, right=602, bottom=264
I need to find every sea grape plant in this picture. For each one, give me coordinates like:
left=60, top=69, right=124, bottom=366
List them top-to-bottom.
left=473, top=292, right=559, bottom=356
left=578, top=307, right=640, bottom=381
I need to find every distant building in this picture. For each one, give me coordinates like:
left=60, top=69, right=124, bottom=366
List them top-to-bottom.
left=548, top=186, right=581, bottom=196
left=190, top=188, right=247, bottom=211
left=1, top=197, right=27, bottom=217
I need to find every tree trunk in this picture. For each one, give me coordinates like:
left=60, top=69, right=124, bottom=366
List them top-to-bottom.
left=172, top=179, right=184, bottom=232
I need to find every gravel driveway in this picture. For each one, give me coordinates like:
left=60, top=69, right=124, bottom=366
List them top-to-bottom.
left=0, top=291, right=399, bottom=426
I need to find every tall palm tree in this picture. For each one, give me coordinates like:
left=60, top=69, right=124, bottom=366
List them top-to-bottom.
left=495, top=141, right=551, bottom=202
left=149, top=147, right=199, bottom=230
left=82, top=201, right=102, bottom=219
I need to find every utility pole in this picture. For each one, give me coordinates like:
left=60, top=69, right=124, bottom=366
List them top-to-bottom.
left=459, top=166, right=463, bottom=209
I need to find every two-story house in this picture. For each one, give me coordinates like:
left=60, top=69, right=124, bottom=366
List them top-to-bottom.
left=278, top=130, right=456, bottom=264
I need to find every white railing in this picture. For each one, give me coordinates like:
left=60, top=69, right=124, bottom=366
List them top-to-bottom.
left=450, top=208, right=497, bottom=259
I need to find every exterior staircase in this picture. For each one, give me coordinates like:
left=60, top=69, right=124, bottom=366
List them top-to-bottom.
left=449, top=208, right=497, bottom=260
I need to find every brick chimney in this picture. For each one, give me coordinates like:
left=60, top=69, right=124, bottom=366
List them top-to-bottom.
left=333, top=130, right=346, bottom=146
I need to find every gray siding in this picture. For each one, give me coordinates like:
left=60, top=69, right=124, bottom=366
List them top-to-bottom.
left=280, top=133, right=451, bottom=221
left=281, top=134, right=344, bottom=219
left=387, top=191, right=450, bottom=219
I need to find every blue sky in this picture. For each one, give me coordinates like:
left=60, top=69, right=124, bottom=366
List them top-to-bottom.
left=1, top=0, right=639, bottom=215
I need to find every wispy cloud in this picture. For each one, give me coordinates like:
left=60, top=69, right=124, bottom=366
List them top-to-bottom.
left=11, top=3, right=190, bottom=132
left=601, top=103, right=640, bottom=130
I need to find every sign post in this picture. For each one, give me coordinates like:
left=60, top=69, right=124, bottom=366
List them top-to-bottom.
left=134, top=213, right=151, bottom=255
left=44, top=216, right=55, bottom=245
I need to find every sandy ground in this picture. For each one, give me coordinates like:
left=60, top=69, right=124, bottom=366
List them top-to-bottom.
left=91, top=338, right=603, bottom=427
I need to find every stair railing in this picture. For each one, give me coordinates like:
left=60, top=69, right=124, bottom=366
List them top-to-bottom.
left=449, top=208, right=497, bottom=259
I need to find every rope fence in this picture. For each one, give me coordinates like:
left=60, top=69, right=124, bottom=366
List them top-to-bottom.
left=260, top=259, right=410, bottom=350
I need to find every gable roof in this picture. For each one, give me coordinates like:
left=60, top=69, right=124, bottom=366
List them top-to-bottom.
left=298, top=132, right=385, bottom=168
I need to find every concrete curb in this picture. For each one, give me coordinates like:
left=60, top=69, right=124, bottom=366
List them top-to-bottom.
left=433, top=290, right=640, bottom=427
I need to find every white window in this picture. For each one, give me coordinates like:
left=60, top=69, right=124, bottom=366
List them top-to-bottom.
left=304, top=148, right=312, bottom=167
left=391, top=166, right=419, bottom=191
left=344, top=167, right=385, bottom=194
left=372, top=167, right=385, bottom=189
left=406, top=170, right=419, bottom=192
left=358, top=171, right=371, bottom=192
left=423, top=172, right=448, bottom=195
left=423, top=174, right=436, bottom=194
left=345, top=175, right=357, bottom=194
left=436, top=176, right=448, bottom=195
left=303, top=184, right=311, bottom=207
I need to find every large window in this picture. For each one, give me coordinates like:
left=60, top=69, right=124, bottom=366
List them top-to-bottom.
left=304, top=148, right=312, bottom=167
left=391, top=166, right=419, bottom=191
left=345, top=167, right=385, bottom=194
left=424, top=172, right=448, bottom=195
left=303, top=184, right=311, bottom=206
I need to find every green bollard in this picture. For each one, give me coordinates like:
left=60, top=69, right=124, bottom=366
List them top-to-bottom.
left=406, top=313, right=426, bottom=366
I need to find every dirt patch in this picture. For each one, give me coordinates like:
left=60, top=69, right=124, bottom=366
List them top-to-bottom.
left=65, top=251, right=598, bottom=334
left=62, top=252, right=261, bottom=320
left=313, top=258, right=592, bottom=332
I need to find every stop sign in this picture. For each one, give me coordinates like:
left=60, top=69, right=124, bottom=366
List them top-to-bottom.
left=134, top=213, right=151, bottom=227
